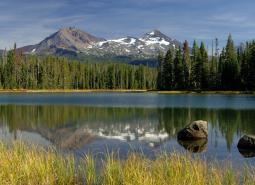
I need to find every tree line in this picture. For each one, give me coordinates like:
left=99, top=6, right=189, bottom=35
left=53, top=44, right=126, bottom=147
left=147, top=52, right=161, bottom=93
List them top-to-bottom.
left=1, top=34, right=255, bottom=91
left=158, top=34, right=255, bottom=91
left=0, top=46, right=157, bottom=90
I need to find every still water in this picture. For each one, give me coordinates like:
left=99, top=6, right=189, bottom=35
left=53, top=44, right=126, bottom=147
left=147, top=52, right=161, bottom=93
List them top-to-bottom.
left=0, top=93, right=255, bottom=166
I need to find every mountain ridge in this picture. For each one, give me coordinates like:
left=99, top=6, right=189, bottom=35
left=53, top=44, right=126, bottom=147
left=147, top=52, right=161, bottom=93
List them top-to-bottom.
left=18, top=27, right=182, bottom=61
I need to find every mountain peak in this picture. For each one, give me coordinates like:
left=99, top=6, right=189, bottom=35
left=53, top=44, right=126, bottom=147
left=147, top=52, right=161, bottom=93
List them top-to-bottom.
left=59, top=26, right=76, bottom=32
left=29, top=27, right=105, bottom=54
left=57, top=27, right=104, bottom=41
left=148, top=29, right=163, bottom=36
left=139, top=30, right=173, bottom=47
left=142, top=30, right=172, bottom=42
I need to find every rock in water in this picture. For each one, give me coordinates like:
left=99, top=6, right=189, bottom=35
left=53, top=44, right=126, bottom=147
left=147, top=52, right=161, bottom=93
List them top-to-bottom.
left=177, top=120, right=208, bottom=140
left=237, top=135, right=255, bottom=149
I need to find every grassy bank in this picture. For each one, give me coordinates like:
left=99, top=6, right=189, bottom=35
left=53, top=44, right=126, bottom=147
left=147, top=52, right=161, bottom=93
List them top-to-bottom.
left=0, top=89, right=254, bottom=95
left=0, top=89, right=149, bottom=93
left=158, top=90, right=255, bottom=95
left=1, top=142, right=255, bottom=185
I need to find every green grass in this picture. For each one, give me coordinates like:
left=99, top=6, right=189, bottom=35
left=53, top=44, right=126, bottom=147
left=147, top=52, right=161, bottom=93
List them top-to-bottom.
left=0, top=89, right=255, bottom=95
left=0, top=141, right=255, bottom=185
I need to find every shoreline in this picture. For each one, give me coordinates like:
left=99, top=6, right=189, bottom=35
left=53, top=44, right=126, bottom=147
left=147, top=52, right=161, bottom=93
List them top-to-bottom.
left=0, top=89, right=254, bottom=94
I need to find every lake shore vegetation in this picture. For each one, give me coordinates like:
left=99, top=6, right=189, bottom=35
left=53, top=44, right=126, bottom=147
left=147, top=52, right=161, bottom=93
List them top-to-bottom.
left=1, top=141, right=255, bottom=185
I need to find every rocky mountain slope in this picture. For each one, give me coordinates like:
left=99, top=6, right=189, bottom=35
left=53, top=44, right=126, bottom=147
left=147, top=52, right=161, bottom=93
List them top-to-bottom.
left=19, top=27, right=181, bottom=60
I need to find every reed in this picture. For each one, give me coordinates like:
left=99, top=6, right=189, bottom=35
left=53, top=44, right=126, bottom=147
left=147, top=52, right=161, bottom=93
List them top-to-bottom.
left=0, top=141, right=255, bottom=185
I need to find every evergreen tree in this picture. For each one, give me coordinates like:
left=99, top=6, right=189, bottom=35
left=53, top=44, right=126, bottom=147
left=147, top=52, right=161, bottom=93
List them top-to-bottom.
left=221, top=34, right=240, bottom=89
left=182, top=40, right=191, bottom=89
left=190, top=41, right=201, bottom=89
left=247, top=41, right=255, bottom=90
left=200, top=42, right=209, bottom=89
left=240, top=43, right=249, bottom=89
left=4, top=45, right=16, bottom=89
left=174, top=46, right=184, bottom=89
left=162, top=49, right=174, bottom=89
left=157, top=53, right=164, bottom=89
left=209, top=56, right=217, bottom=90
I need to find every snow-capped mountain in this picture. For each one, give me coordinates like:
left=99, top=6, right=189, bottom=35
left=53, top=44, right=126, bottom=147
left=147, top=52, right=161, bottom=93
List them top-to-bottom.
left=19, top=27, right=181, bottom=59
left=85, top=29, right=181, bottom=57
left=141, top=29, right=178, bottom=46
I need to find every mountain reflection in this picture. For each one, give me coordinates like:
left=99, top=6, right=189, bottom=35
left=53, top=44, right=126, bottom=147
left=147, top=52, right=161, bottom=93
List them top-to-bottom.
left=0, top=105, right=254, bottom=153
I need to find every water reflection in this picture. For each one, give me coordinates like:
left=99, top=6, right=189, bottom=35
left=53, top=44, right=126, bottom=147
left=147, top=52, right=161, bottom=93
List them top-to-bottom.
left=0, top=105, right=255, bottom=160
left=177, top=139, right=208, bottom=153
left=238, top=149, right=255, bottom=158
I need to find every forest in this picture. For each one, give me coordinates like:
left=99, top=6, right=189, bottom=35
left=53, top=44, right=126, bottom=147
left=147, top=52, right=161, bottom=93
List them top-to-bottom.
left=0, top=34, right=255, bottom=90
left=158, top=34, right=255, bottom=90
left=0, top=48, right=157, bottom=89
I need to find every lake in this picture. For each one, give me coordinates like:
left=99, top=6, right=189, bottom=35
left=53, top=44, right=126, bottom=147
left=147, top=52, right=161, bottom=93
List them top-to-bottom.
left=0, top=92, right=255, bottom=166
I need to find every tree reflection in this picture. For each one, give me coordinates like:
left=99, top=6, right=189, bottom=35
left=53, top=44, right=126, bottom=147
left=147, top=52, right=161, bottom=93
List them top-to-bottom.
left=0, top=105, right=254, bottom=152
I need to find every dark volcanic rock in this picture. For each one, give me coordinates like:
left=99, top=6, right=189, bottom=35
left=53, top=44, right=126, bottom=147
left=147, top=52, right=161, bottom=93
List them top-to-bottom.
left=177, top=120, right=208, bottom=140
left=237, top=135, right=255, bottom=149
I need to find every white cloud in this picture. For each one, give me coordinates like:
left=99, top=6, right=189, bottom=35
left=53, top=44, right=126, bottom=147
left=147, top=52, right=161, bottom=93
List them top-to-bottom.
left=0, top=0, right=255, bottom=49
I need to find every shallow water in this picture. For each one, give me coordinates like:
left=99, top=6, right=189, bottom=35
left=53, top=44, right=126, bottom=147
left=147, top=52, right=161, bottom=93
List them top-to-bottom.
left=0, top=92, right=255, bottom=166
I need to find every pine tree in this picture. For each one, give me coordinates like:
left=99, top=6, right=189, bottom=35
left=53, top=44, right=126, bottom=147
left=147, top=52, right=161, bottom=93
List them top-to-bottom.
left=221, top=34, right=240, bottom=89
left=182, top=40, right=191, bottom=89
left=190, top=41, right=201, bottom=89
left=247, top=41, right=255, bottom=90
left=200, top=42, right=209, bottom=90
left=240, top=42, right=249, bottom=89
left=4, top=44, right=17, bottom=89
left=174, top=46, right=184, bottom=89
left=162, top=49, right=174, bottom=90
left=157, top=52, right=164, bottom=89
left=209, top=56, right=217, bottom=89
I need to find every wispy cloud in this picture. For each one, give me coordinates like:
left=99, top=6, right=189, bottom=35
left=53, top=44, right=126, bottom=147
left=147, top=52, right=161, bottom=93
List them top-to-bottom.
left=0, top=0, right=255, bottom=48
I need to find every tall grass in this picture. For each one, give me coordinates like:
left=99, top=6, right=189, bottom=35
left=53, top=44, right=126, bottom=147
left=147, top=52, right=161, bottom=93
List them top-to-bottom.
left=0, top=141, right=255, bottom=185
left=0, top=142, right=83, bottom=185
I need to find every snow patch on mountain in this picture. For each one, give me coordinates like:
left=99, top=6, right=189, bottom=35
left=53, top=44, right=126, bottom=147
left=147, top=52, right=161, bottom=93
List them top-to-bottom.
left=149, top=31, right=155, bottom=35
left=97, top=37, right=138, bottom=47
left=140, top=37, right=170, bottom=46
left=129, top=38, right=136, bottom=45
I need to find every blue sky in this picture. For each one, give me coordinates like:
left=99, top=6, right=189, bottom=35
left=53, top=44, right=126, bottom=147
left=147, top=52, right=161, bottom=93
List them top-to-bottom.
left=0, top=0, right=255, bottom=50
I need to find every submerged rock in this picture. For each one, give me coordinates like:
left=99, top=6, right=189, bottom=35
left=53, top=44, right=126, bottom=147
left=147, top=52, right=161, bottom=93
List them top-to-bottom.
left=177, top=120, right=208, bottom=140
left=237, top=135, right=255, bottom=149
left=178, top=138, right=208, bottom=153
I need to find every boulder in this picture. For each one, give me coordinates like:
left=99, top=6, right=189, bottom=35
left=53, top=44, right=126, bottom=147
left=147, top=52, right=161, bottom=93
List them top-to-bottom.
left=177, top=120, right=208, bottom=140
left=237, top=135, right=255, bottom=149
left=177, top=138, right=207, bottom=153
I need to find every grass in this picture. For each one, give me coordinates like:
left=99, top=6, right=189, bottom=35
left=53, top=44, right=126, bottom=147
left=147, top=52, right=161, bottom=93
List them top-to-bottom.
left=0, top=89, right=254, bottom=95
left=0, top=89, right=149, bottom=93
left=157, top=90, right=255, bottom=95
left=0, top=141, right=255, bottom=185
